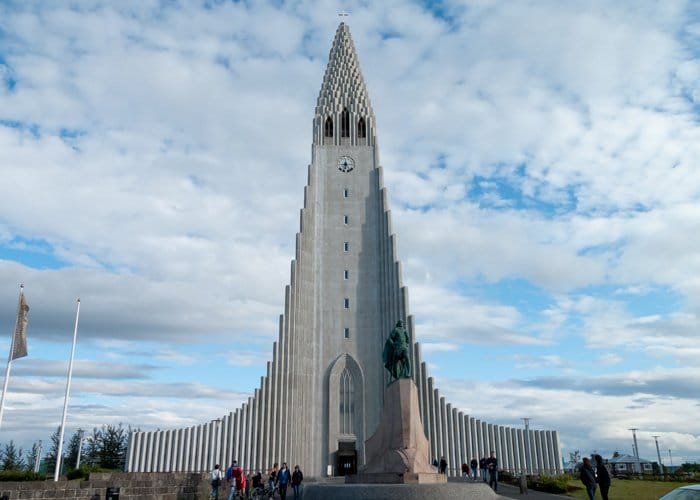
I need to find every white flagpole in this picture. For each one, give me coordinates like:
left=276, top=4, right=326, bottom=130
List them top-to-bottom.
left=0, top=284, right=24, bottom=431
left=54, top=298, right=80, bottom=482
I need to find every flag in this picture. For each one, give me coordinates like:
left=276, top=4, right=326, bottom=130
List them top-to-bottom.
left=11, top=294, right=29, bottom=360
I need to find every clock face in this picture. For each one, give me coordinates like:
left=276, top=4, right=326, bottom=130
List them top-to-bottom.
left=337, top=155, right=355, bottom=173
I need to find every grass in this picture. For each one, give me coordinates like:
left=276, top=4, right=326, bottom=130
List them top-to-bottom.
left=563, top=478, right=691, bottom=499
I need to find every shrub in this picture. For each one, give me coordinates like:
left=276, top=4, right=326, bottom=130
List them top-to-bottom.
left=0, top=470, right=45, bottom=481
left=529, top=473, right=571, bottom=494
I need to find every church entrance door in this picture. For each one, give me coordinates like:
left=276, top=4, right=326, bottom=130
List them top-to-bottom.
left=336, top=441, right=357, bottom=476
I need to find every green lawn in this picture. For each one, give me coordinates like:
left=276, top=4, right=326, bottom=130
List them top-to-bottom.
left=563, top=479, right=691, bottom=499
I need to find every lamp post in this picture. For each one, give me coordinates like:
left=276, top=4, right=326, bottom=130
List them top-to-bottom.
left=628, top=428, right=640, bottom=475
left=76, top=431, right=87, bottom=469
left=652, top=436, right=664, bottom=476
left=33, top=440, right=42, bottom=473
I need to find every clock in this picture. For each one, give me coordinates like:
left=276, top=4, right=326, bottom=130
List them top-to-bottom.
left=337, top=155, right=355, bottom=173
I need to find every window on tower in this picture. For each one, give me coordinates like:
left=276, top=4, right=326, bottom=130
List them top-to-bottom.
left=341, top=107, right=350, bottom=137
left=324, top=116, right=333, bottom=137
left=357, top=117, right=366, bottom=138
left=343, top=188, right=349, bottom=198
left=344, top=215, right=349, bottom=224
left=344, top=241, right=349, bottom=252
left=344, top=270, right=349, bottom=280
left=344, top=298, right=350, bottom=309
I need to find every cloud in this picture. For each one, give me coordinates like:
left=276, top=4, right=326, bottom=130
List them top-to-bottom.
left=0, top=0, right=699, bottom=463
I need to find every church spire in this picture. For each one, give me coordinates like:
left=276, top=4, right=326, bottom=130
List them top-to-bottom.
left=314, top=23, right=375, bottom=146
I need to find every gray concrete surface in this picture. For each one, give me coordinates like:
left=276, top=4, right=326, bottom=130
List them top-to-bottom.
left=303, top=481, right=509, bottom=499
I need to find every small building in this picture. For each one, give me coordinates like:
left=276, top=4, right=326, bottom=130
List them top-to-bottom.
left=608, top=454, right=657, bottom=475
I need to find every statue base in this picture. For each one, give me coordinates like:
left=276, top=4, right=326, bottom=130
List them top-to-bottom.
left=346, top=378, right=446, bottom=484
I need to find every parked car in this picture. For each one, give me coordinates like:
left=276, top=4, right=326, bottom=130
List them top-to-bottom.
left=660, top=484, right=700, bottom=499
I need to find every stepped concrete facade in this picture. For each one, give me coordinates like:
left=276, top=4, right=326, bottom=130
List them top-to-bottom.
left=126, top=23, right=563, bottom=478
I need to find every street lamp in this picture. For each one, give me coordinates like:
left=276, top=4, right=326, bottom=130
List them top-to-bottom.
left=628, top=428, right=640, bottom=475
left=652, top=436, right=664, bottom=476
left=33, top=440, right=43, bottom=473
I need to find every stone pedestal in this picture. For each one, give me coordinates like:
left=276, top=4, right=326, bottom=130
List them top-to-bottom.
left=347, top=378, right=446, bottom=484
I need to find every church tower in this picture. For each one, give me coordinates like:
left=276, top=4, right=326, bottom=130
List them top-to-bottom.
left=285, top=21, right=404, bottom=476
left=126, top=23, right=563, bottom=479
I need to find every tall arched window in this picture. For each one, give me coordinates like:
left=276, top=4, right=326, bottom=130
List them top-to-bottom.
left=341, top=108, right=350, bottom=137
left=324, top=116, right=333, bottom=137
left=357, top=117, right=366, bottom=138
left=339, top=368, right=354, bottom=434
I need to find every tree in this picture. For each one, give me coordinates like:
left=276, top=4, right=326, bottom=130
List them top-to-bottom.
left=99, top=423, right=129, bottom=470
left=44, top=426, right=62, bottom=475
left=2, top=441, right=25, bottom=470
left=569, top=450, right=581, bottom=471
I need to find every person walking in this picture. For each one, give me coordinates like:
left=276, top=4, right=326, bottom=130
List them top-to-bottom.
left=486, top=450, right=499, bottom=492
left=594, top=454, right=611, bottom=500
left=439, top=456, right=447, bottom=475
left=480, top=456, right=487, bottom=482
left=470, top=457, right=478, bottom=481
left=580, top=457, right=597, bottom=500
left=232, top=461, right=246, bottom=499
left=225, top=462, right=235, bottom=500
left=277, top=462, right=291, bottom=500
left=461, top=462, right=469, bottom=481
left=268, top=463, right=278, bottom=497
left=210, top=464, right=224, bottom=500
left=291, top=465, right=303, bottom=500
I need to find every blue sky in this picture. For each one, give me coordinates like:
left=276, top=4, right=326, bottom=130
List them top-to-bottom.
left=1, top=0, right=699, bottom=467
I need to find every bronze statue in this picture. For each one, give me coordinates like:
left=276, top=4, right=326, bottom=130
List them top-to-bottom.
left=383, top=320, right=411, bottom=380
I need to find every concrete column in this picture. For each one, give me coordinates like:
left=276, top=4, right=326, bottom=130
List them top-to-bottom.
left=420, top=362, right=431, bottom=442
left=427, top=378, right=438, bottom=461
left=250, top=390, right=259, bottom=471
left=439, top=396, right=448, bottom=463
left=242, top=401, right=251, bottom=470
left=445, top=403, right=454, bottom=476
left=457, top=411, right=466, bottom=471
left=469, top=417, right=477, bottom=462
left=474, top=420, right=482, bottom=460
left=482, top=421, right=489, bottom=457
left=497, top=426, right=506, bottom=471
left=510, top=428, right=519, bottom=473
left=172, top=429, right=181, bottom=472
left=517, top=429, right=526, bottom=475
left=529, top=429, right=538, bottom=473
left=163, top=430, right=171, bottom=472
left=545, top=431, right=555, bottom=474
left=553, top=431, right=562, bottom=473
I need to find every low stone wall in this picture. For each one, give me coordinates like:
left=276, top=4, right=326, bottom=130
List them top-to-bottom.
left=0, top=472, right=216, bottom=500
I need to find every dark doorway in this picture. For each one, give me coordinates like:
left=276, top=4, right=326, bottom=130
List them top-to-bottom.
left=336, top=441, right=357, bottom=476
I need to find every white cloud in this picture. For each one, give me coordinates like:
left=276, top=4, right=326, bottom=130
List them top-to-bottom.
left=0, top=0, right=699, bottom=463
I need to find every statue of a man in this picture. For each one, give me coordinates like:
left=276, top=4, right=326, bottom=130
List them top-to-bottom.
left=383, top=320, right=411, bottom=380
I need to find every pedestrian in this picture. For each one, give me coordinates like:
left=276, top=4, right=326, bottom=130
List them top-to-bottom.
left=486, top=450, right=498, bottom=492
left=594, top=454, right=610, bottom=500
left=439, top=456, right=447, bottom=474
left=480, top=456, right=487, bottom=482
left=470, top=457, right=478, bottom=481
left=580, top=457, right=597, bottom=500
left=232, top=461, right=246, bottom=499
left=225, top=462, right=235, bottom=500
left=277, top=462, right=291, bottom=500
left=461, top=462, right=469, bottom=481
left=268, top=463, right=278, bottom=497
left=210, top=464, right=223, bottom=500
left=291, top=465, right=304, bottom=500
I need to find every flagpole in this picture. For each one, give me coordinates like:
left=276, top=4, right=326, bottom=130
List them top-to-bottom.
left=0, top=284, right=24, bottom=431
left=54, top=298, right=80, bottom=482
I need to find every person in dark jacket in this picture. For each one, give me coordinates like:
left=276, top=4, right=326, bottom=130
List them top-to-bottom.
left=486, top=451, right=498, bottom=492
left=594, top=454, right=611, bottom=500
left=439, top=456, right=447, bottom=474
left=470, top=457, right=478, bottom=481
left=480, top=457, right=487, bottom=482
left=580, top=457, right=597, bottom=500
left=277, top=462, right=291, bottom=500
left=291, top=465, right=303, bottom=500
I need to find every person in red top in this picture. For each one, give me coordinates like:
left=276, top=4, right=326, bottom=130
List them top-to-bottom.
left=232, top=461, right=246, bottom=499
